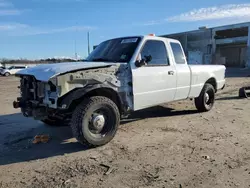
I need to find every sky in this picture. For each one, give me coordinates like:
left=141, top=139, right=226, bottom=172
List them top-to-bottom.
left=1, top=0, right=250, bottom=59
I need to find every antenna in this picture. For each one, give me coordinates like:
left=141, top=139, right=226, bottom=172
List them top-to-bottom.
left=87, top=31, right=90, bottom=56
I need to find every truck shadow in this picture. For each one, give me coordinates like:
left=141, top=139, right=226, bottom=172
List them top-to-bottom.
left=216, top=96, right=241, bottom=101
left=121, top=106, right=198, bottom=124
left=0, top=107, right=198, bottom=165
left=0, top=113, right=87, bottom=166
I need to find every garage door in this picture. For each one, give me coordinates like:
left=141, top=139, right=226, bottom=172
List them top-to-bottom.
left=219, top=45, right=247, bottom=67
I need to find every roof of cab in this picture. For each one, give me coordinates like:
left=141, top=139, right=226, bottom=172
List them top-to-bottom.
left=99, top=35, right=181, bottom=44
left=142, top=35, right=181, bottom=43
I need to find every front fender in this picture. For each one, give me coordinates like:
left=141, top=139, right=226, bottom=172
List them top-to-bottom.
left=57, top=84, right=122, bottom=110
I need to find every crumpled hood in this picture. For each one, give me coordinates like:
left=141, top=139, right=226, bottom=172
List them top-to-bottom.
left=16, top=61, right=114, bottom=82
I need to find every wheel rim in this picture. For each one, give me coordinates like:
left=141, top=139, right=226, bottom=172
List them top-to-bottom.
left=204, top=89, right=215, bottom=108
left=205, top=93, right=209, bottom=103
left=86, top=107, right=115, bottom=139
left=90, top=113, right=105, bottom=133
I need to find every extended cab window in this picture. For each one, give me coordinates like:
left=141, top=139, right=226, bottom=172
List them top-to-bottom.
left=141, top=40, right=169, bottom=66
left=170, top=42, right=186, bottom=64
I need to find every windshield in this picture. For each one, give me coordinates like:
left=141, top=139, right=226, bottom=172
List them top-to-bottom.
left=86, top=37, right=141, bottom=63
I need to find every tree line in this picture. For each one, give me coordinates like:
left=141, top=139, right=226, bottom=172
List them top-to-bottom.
left=0, top=58, right=84, bottom=65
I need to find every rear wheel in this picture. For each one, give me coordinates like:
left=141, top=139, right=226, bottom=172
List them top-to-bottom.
left=4, top=72, right=10, bottom=76
left=195, top=83, right=215, bottom=112
left=71, top=96, right=120, bottom=147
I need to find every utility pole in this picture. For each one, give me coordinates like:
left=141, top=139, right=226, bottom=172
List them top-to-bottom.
left=74, top=21, right=78, bottom=61
left=87, top=31, right=90, bottom=56
left=75, top=39, right=78, bottom=61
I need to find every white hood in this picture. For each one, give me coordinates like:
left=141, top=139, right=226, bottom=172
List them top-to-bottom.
left=16, top=62, right=113, bottom=81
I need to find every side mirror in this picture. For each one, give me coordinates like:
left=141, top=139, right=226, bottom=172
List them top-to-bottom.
left=135, top=55, right=152, bottom=67
left=144, top=55, right=152, bottom=63
left=135, top=59, right=147, bottom=67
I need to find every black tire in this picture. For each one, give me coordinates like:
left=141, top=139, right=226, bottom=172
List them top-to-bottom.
left=4, top=72, right=10, bottom=76
left=195, top=83, right=215, bottom=112
left=239, top=87, right=249, bottom=99
left=71, top=96, right=120, bottom=147
left=41, top=117, right=68, bottom=126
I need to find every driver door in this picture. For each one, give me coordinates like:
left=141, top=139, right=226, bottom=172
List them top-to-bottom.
left=131, top=40, right=177, bottom=111
left=9, top=67, right=15, bottom=74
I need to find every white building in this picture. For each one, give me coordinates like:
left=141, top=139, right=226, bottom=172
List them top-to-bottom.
left=161, top=22, right=250, bottom=68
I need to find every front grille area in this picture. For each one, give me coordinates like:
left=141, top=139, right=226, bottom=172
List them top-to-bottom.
left=17, top=76, right=47, bottom=117
left=20, top=76, right=45, bottom=102
left=20, top=76, right=37, bottom=101
left=37, top=82, right=45, bottom=98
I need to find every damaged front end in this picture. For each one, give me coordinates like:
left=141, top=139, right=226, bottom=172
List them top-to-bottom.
left=13, top=63, right=134, bottom=120
left=13, top=75, right=60, bottom=120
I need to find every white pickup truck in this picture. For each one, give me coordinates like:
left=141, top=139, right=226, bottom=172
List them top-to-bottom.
left=14, top=35, right=226, bottom=147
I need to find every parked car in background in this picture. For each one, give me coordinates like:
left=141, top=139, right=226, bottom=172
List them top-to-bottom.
left=0, top=66, right=28, bottom=76
left=0, top=66, right=5, bottom=72
left=0, top=66, right=6, bottom=76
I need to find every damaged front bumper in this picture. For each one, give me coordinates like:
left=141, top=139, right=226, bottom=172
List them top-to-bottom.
left=13, top=75, right=59, bottom=120
left=13, top=98, right=48, bottom=119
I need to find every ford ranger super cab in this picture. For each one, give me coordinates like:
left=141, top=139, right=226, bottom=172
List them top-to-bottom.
left=13, top=35, right=226, bottom=147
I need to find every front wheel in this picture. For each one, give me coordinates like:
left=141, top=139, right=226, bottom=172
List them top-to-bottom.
left=4, top=72, right=10, bottom=76
left=195, top=83, right=215, bottom=112
left=70, top=96, right=120, bottom=147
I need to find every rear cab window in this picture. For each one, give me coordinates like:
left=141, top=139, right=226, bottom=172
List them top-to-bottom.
left=140, top=40, right=169, bottom=66
left=170, top=42, right=186, bottom=64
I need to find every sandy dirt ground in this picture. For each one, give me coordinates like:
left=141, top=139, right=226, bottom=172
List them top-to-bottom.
left=0, top=69, right=250, bottom=188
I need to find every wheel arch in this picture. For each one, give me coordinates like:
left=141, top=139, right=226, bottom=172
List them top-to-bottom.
left=4, top=71, right=11, bottom=76
left=205, top=77, right=217, bottom=92
left=58, top=84, right=123, bottom=114
left=81, top=87, right=122, bottom=111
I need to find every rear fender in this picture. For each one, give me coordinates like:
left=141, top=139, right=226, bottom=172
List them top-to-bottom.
left=189, top=71, right=216, bottom=98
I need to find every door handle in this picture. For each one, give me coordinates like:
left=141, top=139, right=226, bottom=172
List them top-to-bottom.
left=168, top=71, right=174, bottom=75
